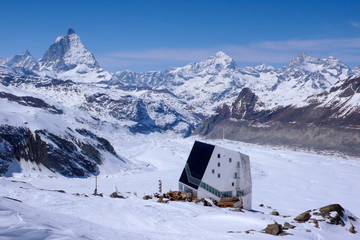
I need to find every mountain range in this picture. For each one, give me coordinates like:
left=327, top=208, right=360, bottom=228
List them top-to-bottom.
left=1, top=28, right=360, bottom=176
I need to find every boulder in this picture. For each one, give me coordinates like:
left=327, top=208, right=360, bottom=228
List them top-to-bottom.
left=110, top=192, right=125, bottom=199
left=142, top=195, right=152, bottom=200
left=319, top=204, right=344, bottom=217
left=271, top=211, right=280, bottom=216
left=294, top=211, right=311, bottom=222
left=264, top=222, right=283, bottom=235
left=283, top=222, right=296, bottom=229
left=349, top=225, right=356, bottom=234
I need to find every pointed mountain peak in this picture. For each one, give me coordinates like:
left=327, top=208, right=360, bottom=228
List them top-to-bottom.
left=40, top=28, right=100, bottom=72
left=67, top=28, right=76, bottom=35
left=0, top=50, right=38, bottom=70
left=23, top=50, right=31, bottom=56
left=197, top=51, right=238, bottom=70
left=213, top=51, right=233, bottom=60
left=288, top=52, right=317, bottom=68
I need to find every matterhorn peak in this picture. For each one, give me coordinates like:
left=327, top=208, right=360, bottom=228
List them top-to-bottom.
left=39, top=28, right=100, bottom=72
left=67, top=28, right=76, bottom=35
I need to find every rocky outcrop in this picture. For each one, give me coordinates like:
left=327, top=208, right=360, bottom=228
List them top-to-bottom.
left=194, top=78, right=360, bottom=156
left=0, top=92, right=63, bottom=114
left=0, top=125, right=124, bottom=177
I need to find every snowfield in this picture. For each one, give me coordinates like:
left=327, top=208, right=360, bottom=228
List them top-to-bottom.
left=1, top=134, right=359, bottom=239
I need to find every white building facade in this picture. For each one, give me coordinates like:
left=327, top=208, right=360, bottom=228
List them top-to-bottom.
left=179, top=141, right=252, bottom=209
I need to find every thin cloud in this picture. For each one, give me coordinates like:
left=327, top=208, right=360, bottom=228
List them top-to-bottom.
left=350, top=21, right=360, bottom=29
left=97, top=37, right=360, bottom=72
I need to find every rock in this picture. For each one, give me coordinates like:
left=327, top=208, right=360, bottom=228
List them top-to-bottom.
left=110, top=192, right=125, bottom=198
left=142, top=195, right=152, bottom=200
left=157, top=197, right=169, bottom=204
left=195, top=198, right=212, bottom=207
left=211, top=199, right=218, bottom=206
left=259, top=204, right=264, bottom=207
left=319, top=204, right=344, bottom=217
left=271, top=211, right=280, bottom=216
left=294, top=211, right=311, bottom=222
left=328, top=214, right=345, bottom=226
left=349, top=216, right=356, bottom=221
left=312, top=219, right=319, bottom=228
left=264, top=222, right=283, bottom=235
left=283, top=222, right=296, bottom=229
left=349, top=225, right=356, bottom=234
left=306, top=229, right=311, bottom=232
left=279, top=232, right=294, bottom=236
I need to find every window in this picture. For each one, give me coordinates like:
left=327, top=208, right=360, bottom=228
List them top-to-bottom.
left=217, top=154, right=220, bottom=158
left=229, top=158, right=232, bottom=163
left=217, top=162, right=220, bottom=167
left=237, top=162, right=240, bottom=167
left=212, top=169, right=215, bottom=174
left=218, top=173, right=220, bottom=178
left=234, top=173, right=237, bottom=178
left=232, top=182, right=234, bottom=186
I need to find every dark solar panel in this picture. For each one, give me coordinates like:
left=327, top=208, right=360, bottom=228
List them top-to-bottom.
left=179, top=141, right=215, bottom=189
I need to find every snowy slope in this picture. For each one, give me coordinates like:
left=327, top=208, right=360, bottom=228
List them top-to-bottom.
left=0, top=73, right=201, bottom=136
left=0, top=82, right=132, bottom=177
left=0, top=135, right=359, bottom=239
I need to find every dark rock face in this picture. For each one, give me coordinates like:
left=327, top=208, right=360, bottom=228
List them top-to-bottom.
left=194, top=78, right=360, bottom=156
left=0, top=91, right=63, bottom=114
left=0, top=125, right=122, bottom=177
left=319, top=204, right=344, bottom=217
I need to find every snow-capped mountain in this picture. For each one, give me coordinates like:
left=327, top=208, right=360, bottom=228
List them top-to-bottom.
left=1, top=28, right=360, bottom=158
left=38, top=28, right=112, bottom=82
left=0, top=50, right=38, bottom=70
left=113, top=52, right=353, bottom=114
left=352, top=65, right=360, bottom=77
left=194, top=76, right=360, bottom=156
left=0, top=82, right=131, bottom=177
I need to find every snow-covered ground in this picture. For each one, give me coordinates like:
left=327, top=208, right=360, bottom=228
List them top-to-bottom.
left=1, top=134, right=359, bottom=239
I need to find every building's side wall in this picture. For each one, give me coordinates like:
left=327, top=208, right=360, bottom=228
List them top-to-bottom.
left=199, top=146, right=240, bottom=199
left=239, top=154, right=252, bottom=209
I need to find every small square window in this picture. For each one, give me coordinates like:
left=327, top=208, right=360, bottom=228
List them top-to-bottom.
left=217, top=154, right=220, bottom=158
left=229, top=158, right=232, bottom=163
left=217, top=162, right=220, bottom=167
left=212, top=169, right=214, bottom=174
left=218, top=174, right=220, bottom=178
left=232, top=182, right=234, bottom=186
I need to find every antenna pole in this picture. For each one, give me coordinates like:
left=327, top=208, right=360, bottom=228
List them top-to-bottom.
left=94, top=175, right=98, bottom=195
left=159, top=180, right=162, bottom=193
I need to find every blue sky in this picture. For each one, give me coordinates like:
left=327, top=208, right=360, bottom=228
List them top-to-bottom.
left=1, top=0, right=360, bottom=72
